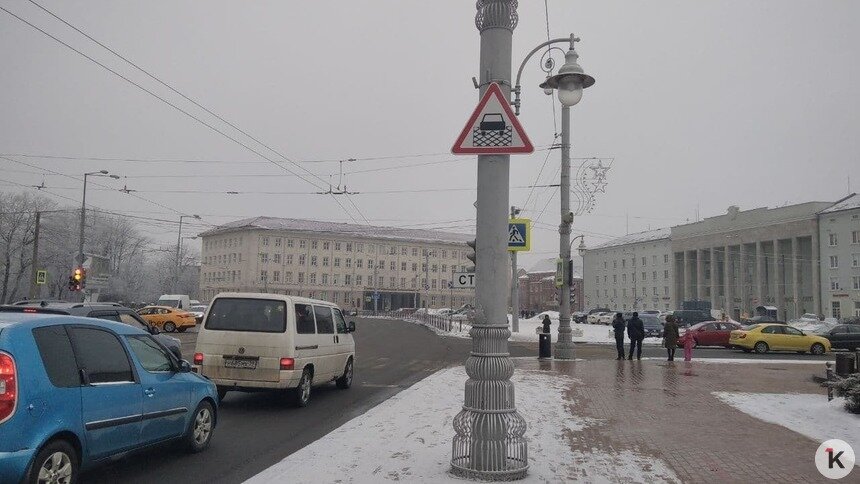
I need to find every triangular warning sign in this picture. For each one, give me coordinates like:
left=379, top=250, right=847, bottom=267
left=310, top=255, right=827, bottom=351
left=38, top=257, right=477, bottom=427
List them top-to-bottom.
left=452, top=82, right=534, bottom=155
left=509, top=225, right=525, bottom=243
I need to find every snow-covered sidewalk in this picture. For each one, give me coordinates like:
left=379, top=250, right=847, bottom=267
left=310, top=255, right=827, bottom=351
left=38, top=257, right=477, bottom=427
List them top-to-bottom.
left=248, top=366, right=678, bottom=483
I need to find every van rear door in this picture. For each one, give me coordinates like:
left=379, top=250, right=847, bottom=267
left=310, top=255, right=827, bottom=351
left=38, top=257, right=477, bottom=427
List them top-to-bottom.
left=198, top=297, right=288, bottom=382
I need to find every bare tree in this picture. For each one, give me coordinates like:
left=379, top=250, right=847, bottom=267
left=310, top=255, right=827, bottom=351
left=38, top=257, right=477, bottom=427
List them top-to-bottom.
left=0, top=193, right=55, bottom=303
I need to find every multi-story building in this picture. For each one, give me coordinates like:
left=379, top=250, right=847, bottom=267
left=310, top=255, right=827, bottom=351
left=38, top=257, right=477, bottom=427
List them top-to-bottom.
left=818, top=193, right=860, bottom=320
left=671, top=202, right=831, bottom=320
left=198, top=217, right=475, bottom=311
left=583, top=228, right=673, bottom=312
left=517, top=258, right=583, bottom=314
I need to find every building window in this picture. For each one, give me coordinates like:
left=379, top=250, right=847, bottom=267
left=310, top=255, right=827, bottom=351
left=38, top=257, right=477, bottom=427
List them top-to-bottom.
left=853, top=230, right=860, bottom=244
left=829, top=233, right=838, bottom=246
left=262, top=237, right=269, bottom=247
left=275, top=238, right=282, bottom=247
left=287, top=239, right=294, bottom=248
left=299, top=240, right=306, bottom=249
left=311, top=241, right=318, bottom=250
left=323, top=241, right=330, bottom=250
left=335, top=242, right=341, bottom=251
left=346, top=243, right=353, bottom=252
left=356, top=243, right=363, bottom=252
left=412, top=248, right=418, bottom=256
left=260, top=253, right=269, bottom=263
left=852, top=253, right=860, bottom=268
left=273, top=254, right=281, bottom=264
left=286, top=254, right=293, bottom=264
left=664, top=254, right=669, bottom=264
left=298, top=255, right=306, bottom=265
left=830, top=255, right=839, bottom=269
left=311, top=256, right=318, bottom=266
left=323, top=257, right=329, bottom=267
left=641, top=257, right=646, bottom=266
left=334, top=258, right=341, bottom=267
left=346, top=258, right=352, bottom=268
left=356, top=259, right=363, bottom=268
left=368, top=259, right=374, bottom=268
left=622, top=259, right=626, bottom=268
left=390, top=261, right=396, bottom=271
left=613, top=261, right=617, bottom=269
left=412, top=263, right=418, bottom=272
left=432, top=264, right=438, bottom=273
left=260, top=270, right=267, bottom=282
left=664, top=270, right=669, bottom=279
left=273, top=271, right=280, bottom=282
left=652, top=271, right=657, bottom=280
left=286, top=272, right=292, bottom=283
left=298, top=272, right=304, bottom=283
left=641, top=272, right=646, bottom=281
left=310, top=273, right=317, bottom=284
left=322, top=274, right=329, bottom=284
left=345, top=274, right=352, bottom=285
left=622, top=274, right=627, bottom=283
left=356, top=275, right=363, bottom=286
left=613, top=275, right=617, bottom=283
left=596, top=276, right=600, bottom=285
left=853, top=276, right=860, bottom=290
left=830, top=277, right=841, bottom=290
left=431, top=279, right=437, bottom=289
left=664, top=286, right=669, bottom=296
left=653, top=287, right=658, bottom=296
left=832, top=301, right=841, bottom=319
left=855, top=301, right=860, bottom=318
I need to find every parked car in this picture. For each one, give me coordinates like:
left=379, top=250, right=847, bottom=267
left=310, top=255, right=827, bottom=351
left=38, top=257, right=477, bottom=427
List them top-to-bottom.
left=194, top=293, right=356, bottom=405
left=0, top=301, right=182, bottom=359
left=189, top=304, right=208, bottom=323
left=138, top=305, right=198, bottom=333
left=671, top=310, right=712, bottom=328
left=572, top=311, right=588, bottom=324
left=588, top=311, right=610, bottom=324
left=0, top=312, right=217, bottom=483
left=598, top=312, right=614, bottom=325
left=622, top=312, right=663, bottom=337
left=680, top=321, right=742, bottom=348
left=729, top=323, right=831, bottom=355
left=816, top=324, right=860, bottom=351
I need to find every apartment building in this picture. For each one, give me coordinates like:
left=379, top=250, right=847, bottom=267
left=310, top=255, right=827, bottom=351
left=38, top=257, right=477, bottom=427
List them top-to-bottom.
left=818, top=194, right=860, bottom=319
left=199, top=217, right=476, bottom=311
left=517, top=258, right=584, bottom=314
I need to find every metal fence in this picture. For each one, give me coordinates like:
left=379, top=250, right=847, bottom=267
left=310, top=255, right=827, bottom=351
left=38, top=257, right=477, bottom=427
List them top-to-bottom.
left=359, top=310, right=470, bottom=333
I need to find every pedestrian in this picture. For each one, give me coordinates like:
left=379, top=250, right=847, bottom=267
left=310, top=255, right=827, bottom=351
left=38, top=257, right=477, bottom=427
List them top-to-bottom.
left=612, top=312, right=626, bottom=360
left=627, top=312, right=645, bottom=360
left=541, top=314, right=552, bottom=334
left=663, top=314, right=680, bottom=361
left=679, top=320, right=695, bottom=362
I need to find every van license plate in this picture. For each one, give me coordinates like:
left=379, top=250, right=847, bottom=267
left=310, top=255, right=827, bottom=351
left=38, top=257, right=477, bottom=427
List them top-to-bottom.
left=224, top=357, right=257, bottom=370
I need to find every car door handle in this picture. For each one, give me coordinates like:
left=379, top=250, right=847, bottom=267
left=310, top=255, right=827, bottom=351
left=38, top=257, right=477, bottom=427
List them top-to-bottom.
left=144, top=388, right=155, bottom=397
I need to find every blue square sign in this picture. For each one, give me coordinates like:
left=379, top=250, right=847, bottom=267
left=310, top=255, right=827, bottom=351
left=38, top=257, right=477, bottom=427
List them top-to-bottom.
left=508, top=218, right=531, bottom=251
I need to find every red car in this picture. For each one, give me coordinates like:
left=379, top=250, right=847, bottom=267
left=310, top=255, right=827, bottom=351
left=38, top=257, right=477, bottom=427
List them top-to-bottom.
left=680, top=321, right=742, bottom=348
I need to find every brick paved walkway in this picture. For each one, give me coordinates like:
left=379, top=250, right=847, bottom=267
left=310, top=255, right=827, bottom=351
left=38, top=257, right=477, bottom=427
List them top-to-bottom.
left=515, top=359, right=833, bottom=483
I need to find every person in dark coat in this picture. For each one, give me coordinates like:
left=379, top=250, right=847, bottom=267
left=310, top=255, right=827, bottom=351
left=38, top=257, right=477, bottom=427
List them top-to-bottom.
left=627, top=312, right=645, bottom=360
left=612, top=313, right=626, bottom=360
left=541, top=315, right=552, bottom=333
left=663, top=315, right=680, bottom=361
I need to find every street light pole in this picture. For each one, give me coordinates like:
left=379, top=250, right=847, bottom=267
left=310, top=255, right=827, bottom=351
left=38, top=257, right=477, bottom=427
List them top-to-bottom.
left=452, top=1, right=527, bottom=480
left=540, top=35, right=595, bottom=360
left=78, top=170, right=119, bottom=280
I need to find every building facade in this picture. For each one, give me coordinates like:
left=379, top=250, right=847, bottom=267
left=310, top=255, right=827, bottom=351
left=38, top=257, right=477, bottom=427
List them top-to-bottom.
left=818, top=194, right=860, bottom=320
left=671, top=202, right=832, bottom=321
left=198, top=217, right=476, bottom=311
left=583, top=228, right=673, bottom=312
left=517, top=258, right=583, bottom=314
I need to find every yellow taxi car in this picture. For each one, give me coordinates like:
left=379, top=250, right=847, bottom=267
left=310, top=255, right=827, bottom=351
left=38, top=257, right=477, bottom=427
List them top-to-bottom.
left=137, top=305, right=197, bottom=333
left=729, top=323, right=831, bottom=355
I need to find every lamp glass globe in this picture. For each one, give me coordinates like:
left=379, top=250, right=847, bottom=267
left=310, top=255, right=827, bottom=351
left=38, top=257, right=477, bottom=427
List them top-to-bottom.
left=557, top=77, right=583, bottom=107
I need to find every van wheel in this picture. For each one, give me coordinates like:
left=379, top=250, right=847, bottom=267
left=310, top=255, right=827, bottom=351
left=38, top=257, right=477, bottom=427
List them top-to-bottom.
left=163, top=321, right=177, bottom=333
left=336, top=358, right=354, bottom=389
left=292, top=369, right=312, bottom=407
left=185, top=401, right=215, bottom=453
left=28, top=439, right=78, bottom=484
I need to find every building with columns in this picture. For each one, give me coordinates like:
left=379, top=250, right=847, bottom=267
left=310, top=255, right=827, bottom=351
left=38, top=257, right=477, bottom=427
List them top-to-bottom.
left=818, top=194, right=860, bottom=320
left=671, top=202, right=832, bottom=321
left=198, top=217, right=475, bottom=311
left=583, top=228, right=673, bottom=312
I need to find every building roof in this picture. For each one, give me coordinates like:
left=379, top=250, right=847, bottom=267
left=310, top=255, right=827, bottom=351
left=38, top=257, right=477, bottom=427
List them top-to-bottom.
left=820, top=193, right=859, bottom=214
left=198, top=216, right=474, bottom=245
left=589, top=227, right=671, bottom=250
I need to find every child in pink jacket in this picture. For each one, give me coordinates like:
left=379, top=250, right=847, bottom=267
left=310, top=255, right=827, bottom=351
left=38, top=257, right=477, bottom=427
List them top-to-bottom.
left=679, top=329, right=694, bottom=361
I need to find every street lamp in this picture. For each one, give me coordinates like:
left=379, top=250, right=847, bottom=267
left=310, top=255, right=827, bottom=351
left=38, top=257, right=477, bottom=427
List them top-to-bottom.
left=540, top=35, right=595, bottom=360
left=78, top=170, right=120, bottom=278
left=176, top=214, right=201, bottom=290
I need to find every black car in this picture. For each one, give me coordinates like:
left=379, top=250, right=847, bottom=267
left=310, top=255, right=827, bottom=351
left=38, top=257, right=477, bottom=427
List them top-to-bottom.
left=0, top=301, right=182, bottom=358
left=671, top=310, right=712, bottom=328
left=622, top=312, right=663, bottom=338
left=817, top=324, right=860, bottom=351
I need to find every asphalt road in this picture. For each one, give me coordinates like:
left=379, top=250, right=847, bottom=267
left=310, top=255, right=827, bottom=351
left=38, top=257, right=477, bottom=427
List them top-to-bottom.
left=81, top=318, right=526, bottom=484
left=81, top=318, right=831, bottom=483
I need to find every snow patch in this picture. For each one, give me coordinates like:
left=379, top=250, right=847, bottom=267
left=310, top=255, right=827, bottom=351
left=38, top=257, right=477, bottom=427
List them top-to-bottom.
left=248, top=367, right=678, bottom=483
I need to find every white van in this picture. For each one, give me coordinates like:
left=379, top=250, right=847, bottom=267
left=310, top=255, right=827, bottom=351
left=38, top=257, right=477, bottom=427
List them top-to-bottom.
left=193, top=292, right=356, bottom=406
left=158, top=294, right=192, bottom=310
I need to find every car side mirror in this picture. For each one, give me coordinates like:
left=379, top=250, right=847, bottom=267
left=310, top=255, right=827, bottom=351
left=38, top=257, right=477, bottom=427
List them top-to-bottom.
left=347, top=321, right=356, bottom=333
left=149, top=325, right=160, bottom=335
left=178, top=360, right=192, bottom=373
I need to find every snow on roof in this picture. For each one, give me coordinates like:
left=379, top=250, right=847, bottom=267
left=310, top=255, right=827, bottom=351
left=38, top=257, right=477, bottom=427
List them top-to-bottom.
left=820, top=193, right=859, bottom=214
left=199, top=216, right=474, bottom=245
left=589, top=227, right=671, bottom=250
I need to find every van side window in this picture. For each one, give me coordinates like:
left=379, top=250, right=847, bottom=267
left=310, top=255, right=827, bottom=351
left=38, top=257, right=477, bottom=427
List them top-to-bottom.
left=295, top=304, right=316, bottom=334
left=314, top=306, right=335, bottom=334
left=333, top=308, right=347, bottom=334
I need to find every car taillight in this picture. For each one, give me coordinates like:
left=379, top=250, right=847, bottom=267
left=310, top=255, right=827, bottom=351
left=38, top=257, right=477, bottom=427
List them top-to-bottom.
left=738, top=333, right=747, bottom=339
left=0, top=352, right=17, bottom=424
left=193, top=353, right=204, bottom=365
left=279, top=357, right=295, bottom=370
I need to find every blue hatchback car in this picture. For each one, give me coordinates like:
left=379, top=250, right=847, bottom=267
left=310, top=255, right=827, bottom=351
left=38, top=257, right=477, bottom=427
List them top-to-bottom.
left=0, top=313, right=218, bottom=483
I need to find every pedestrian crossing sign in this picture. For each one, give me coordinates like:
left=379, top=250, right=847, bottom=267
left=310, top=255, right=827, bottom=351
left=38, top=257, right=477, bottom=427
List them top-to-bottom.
left=508, top=218, right=531, bottom=251
left=36, top=270, right=47, bottom=285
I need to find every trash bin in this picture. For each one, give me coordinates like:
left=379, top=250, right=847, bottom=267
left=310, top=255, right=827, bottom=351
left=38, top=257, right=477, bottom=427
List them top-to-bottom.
left=538, top=333, right=552, bottom=359
left=835, top=353, right=856, bottom=377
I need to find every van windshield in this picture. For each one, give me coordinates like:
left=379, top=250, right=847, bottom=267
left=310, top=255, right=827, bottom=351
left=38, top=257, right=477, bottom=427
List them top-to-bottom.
left=205, top=298, right=286, bottom=333
left=159, top=299, right=181, bottom=308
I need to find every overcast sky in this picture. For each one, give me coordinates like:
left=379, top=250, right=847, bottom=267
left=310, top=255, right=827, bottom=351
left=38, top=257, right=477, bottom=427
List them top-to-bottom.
left=2, top=0, right=858, bottom=269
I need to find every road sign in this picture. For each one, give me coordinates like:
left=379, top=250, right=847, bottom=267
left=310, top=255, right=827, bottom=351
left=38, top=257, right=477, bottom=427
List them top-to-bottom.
left=452, top=82, right=534, bottom=155
left=508, top=218, right=531, bottom=251
left=555, top=258, right=564, bottom=288
left=36, top=270, right=47, bottom=285
left=452, top=272, right=476, bottom=288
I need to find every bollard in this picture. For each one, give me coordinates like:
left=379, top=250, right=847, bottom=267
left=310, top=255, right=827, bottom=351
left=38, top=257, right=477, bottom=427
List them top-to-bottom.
left=538, top=333, right=552, bottom=359
left=826, top=361, right=834, bottom=402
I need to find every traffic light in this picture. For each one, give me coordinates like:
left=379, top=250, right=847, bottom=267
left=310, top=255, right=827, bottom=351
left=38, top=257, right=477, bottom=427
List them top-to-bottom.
left=466, top=239, right=477, bottom=272
left=69, top=267, right=85, bottom=291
